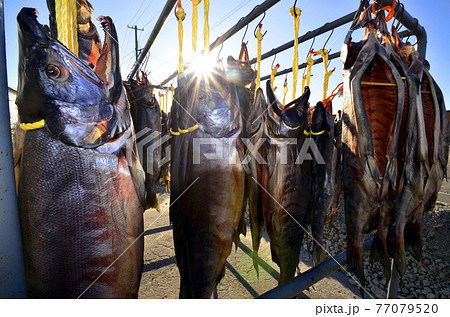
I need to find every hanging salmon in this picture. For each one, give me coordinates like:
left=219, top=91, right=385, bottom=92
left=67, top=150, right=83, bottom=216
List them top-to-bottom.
left=16, top=8, right=145, bottom=298
left=340, top=9, right=407, bottom=291
left=227, top=43, right=266, bottom=275
left=170, top=71, right=246, bottom=298
left=124, top=74, right=163, bottom=210
left=263, top=81, right=311, bottom=284
left=309, top=101, right=336, bottom=266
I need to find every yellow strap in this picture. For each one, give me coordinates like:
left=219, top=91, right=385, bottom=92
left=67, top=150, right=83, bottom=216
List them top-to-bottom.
left=55, top=0, right=78, bottom=56
left=191, top=0, right=202, bottom=55
left=204, top=0, right=210, bottom=55
left=175, top=2, right=186, bottom=77
left=289, top=6, right=302, bottom=101
left=254, top=25, right=263, bottom=99
left=270, top=64, right=279, bottom=91
left=283, top=77, right=288, bottom=106
left=20, top=119, right=46, bottom=131
left=282, top=121, right=301, bottom=130
left=170, top=124, right=199, bottom=135
left=170, top=128, right=180, bottom=135
left=303, top=129, right=326, bottom=136
left=311, top=130, right=325, bottom=136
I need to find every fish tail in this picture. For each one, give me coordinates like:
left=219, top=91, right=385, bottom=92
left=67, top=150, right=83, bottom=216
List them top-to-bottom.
left=145, top=192, right=160, bottom=211
left=404, top=218, right=423, bottom=261
left=370, top=234, right=391, bottom=279
left=387, top=234, right=407, bottom=278
left=347, top=240, right=365, bottom=292
left=252, top=250, right=260, bottom=280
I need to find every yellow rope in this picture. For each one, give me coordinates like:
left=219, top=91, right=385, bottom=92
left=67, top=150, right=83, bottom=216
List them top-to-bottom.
left=55, top=0, right=78, bottom=56
left=191, top=0, right=202, bottom=55
left=204, top=0, right=210, bottom=55
left=175, top=2, right=186, bottom=77
left=289, top=6, right=302, bottom=101
left=254, top=24, right=264, bottom=99
left=315, top=49, right=336, bottom=100
left=306, top=50, right=314, bottom=87
left=270, top=63, right=280, bottom=91
left=283, top=77, right=288, bottom=106
left=165, top=87, right=170, bottom=113
left=159, top=92, right=165, bottom=111
left=20, top=119, right=46, bottom=131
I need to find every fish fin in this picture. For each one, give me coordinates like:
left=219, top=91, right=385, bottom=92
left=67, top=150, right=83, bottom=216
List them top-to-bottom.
left=124, top=139, right=146, bottom=208
left=237, top=139, right=251, bottom=175
left=266, top=144, right=277, bottom=179
left=439, top=154, right=447, bottom=179
left=366, top=156, right=380, bottom=185
left=385, top=158, right=398, bottom=189
left=424, top=161, right=431, bottom=178
left=312, top=246, right=326, bottom=267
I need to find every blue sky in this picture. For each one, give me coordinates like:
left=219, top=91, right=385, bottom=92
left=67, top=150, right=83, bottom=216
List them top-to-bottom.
left=4, top=0, right=449, bottom=113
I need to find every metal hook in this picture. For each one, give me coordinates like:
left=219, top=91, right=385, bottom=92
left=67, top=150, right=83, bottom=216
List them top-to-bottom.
left=292, top=0, right=298, bottom=17
left=394, top=1, right=404, bottom=31
left=254, top=11, right=267, bottom=38
left=406, top=17, right=418, bottom=43
left=241, top=24, right=249, bottom=44
left=322, top=29, right=334, bottom=51
left=302, top=37, right=316, bottom=77
left=217, top=42, right=224, bottom=58
left=271, top=54, right=277, bottom=69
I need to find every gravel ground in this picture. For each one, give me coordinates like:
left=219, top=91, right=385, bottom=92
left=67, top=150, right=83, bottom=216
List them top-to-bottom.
left=138, top=183, right=449, bottom=299
left=311, top=198, right=450, bottom=299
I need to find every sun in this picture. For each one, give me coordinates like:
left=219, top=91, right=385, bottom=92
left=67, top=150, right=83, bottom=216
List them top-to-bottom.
left=189, top=54, right=218, bottom=78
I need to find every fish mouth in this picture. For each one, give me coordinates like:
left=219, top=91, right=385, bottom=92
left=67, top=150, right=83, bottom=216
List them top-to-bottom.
left=17, top=8, right=50, bottom=47
left=56, top=100, right=113, bottom=124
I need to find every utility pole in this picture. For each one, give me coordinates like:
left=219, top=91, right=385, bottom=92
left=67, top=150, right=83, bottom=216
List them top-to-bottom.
left=127, top=25, right=144, bottom=62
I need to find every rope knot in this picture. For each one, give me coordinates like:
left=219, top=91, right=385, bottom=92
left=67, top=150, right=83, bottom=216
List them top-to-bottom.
left=289, top=6, right=302, bottom=19
left=176, top=7, right=186, bottom=21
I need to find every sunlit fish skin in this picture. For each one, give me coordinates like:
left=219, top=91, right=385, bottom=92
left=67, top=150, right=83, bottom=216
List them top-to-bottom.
left=16, top=8, right=144, bottom=298
left=170, top=71, right=245, bottom=298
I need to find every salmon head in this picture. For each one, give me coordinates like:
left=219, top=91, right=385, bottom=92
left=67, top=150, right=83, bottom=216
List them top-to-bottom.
left=16, top=8, right=129, bottom=148
left=182, top=70, right=241, bottom=138
left=124, top=75, right=158, bottom=108
left=266, top=80, right=310, bottom=137
left=311, top=101, right=333, bottom=134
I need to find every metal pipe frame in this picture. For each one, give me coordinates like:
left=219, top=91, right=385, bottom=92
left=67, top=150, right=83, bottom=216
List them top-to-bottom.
left=0, top=0, right=27, bottom=298
left=127, top=0, right=178, bottom=80
left=159, top=0, right=282, bottom=86
left=375, top=0, right=427, bottom=58
left=260, top=1, right=427, bottom=80
left=249, top=11, right=356, bottom=66
left=257, top=237, right=374, bottom=299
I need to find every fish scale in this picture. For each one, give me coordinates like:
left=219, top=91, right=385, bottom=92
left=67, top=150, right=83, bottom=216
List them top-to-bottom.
left=19, top=128, right=143, bottom=298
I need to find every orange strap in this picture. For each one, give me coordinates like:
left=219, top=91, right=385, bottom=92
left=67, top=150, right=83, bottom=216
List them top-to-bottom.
left=373, top=0, right=397, bottom=21
left=322, top=82, right=343, bottom=104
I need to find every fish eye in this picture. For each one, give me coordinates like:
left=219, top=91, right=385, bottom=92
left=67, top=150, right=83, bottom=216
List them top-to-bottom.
left=46, top=65, right=61, bottom=79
